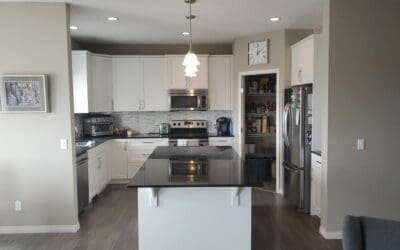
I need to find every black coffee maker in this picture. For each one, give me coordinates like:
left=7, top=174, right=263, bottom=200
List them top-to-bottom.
left=216, top=117, right=232, bottom=136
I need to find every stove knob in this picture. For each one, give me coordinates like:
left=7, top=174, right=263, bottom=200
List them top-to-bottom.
left=197, top=122, right=200, bottom=125
left=201, top=122, right=205, bottom=126
left=173, top=123, right=176, bottom=126
left=178, top=123, right=181, bottom=126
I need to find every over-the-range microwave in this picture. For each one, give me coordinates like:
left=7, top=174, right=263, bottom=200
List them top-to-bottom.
left=168, top=89, right=208, bottom=111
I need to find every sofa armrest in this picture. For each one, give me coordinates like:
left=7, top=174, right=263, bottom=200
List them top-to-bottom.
left=343, top=215, right=363, bottom=250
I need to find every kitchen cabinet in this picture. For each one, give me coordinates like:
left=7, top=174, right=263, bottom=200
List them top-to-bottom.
left=291, top=35, right=315, bottom=86
left=72, top=51, right=113, bottom=113
left=166, top=55, right=209, bottom=89
left=208, top=55, right=232, bottom=110
left=113, top=56, right=143, bottom=111
left=113, top=56, right=168, bottom=111
left=141, top=57, right=169, bottom=111
left=209, top=137, right=234, bottom=147
left=109, top=138, right=168, bottom=181
left=109, top=140, right=128, bottom=180
left=87, top=142, right=110, bottom=202
left=311, top=152, right=322, bottom=217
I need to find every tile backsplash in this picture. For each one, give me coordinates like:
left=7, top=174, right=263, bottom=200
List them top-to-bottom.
left=75, top=111, right=232, bottom=138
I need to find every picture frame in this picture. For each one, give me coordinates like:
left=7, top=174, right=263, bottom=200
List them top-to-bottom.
left=0, top=74, right=49, bottom=113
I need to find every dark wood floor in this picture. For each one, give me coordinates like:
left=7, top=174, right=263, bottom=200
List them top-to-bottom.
left=0, top=185, right=342, bottom=250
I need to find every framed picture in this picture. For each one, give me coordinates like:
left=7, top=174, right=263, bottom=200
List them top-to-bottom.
left=0, top=75, right=49, bottom=113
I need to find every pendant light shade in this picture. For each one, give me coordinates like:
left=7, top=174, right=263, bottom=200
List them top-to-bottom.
left=182, top=0, right=199, bottom=78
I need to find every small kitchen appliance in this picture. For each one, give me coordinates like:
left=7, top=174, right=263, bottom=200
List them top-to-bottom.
left=168, top=89, right=208, bottom=111
left=83, top=115, right=114, bottom=137
left=216, top=117, right=232, bottom=136
left=159, top=123, right=170, bottom=135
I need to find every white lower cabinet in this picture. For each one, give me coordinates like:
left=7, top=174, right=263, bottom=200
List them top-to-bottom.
left=209, top=137, right=234, bottom=147
left=110, top=138, right=168, bottom=181
left=87, top=142, right=110, bottom=202
left=311, top=153, right=322, bottom=216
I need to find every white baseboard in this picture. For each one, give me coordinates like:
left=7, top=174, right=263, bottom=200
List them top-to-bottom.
left=0, top=222, right=80, bottom=234
left=319, top=226, right=342, bottom=239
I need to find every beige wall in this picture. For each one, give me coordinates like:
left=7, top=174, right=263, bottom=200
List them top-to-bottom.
left=321, top=0, right=400, bottom=233
left=0, top=3, right=77, bottom=230
left=77, top=43, right=232, bottom=55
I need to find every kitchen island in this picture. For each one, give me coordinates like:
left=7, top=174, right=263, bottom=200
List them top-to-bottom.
left=128, top=146, right=263, bottom=250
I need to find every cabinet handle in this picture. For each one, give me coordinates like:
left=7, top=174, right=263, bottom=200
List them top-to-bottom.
left=298, top=69, right=303, bottom=82
left=143, top=141, right=154, bottom=144
left=124, top=142, right=127, bottom=151
left=142, top=153, right=151, bottom=156
left=97, top=158, right=101, bottom=168
left=316, top=160, right=322, bottom=164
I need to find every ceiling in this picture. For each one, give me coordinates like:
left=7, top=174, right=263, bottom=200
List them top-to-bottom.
left=9, top=0, right=324, bottom=44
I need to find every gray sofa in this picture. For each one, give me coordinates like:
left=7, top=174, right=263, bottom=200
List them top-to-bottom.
left=342, top=215, right=400, bottom=250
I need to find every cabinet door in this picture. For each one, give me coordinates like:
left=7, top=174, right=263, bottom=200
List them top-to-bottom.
left=291, top=36, right=314, bottom=85
left=72, top=51, right=89, bottom=113
left=90, top=54, right=113, bottom=112
left=167, top=55, right=188, bottom=89
left=187, top=55, right=208, bottom=89
left=209, top=56, right=232, bottom=110
left=113, top=57, right=143, bottom=111
left=141, top=57, right=168, bottom=111
left=109, top=141, right=127, bottom=179
left=96, top=153, right=108, bottom=193
left=88, top=157, right=97, bottom=202
left=128, top=162, right=143, bottom=179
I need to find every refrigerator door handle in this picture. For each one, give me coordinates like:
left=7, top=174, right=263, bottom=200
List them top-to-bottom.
left=283, top=103, right=291, bottom=147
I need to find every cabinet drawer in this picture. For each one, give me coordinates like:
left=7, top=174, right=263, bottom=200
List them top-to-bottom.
left=209, top=137, right=234, bottom=146
left=127, top=138, right=168, bottom=147
left=127, top=149, right=152, bottom=163
left=311, top=153, right=322, bottom=167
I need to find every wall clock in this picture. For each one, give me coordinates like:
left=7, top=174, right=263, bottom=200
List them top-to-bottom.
left=248, top=40, right=268, bottom=65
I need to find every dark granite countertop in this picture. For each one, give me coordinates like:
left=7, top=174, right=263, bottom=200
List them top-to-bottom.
left=127, top=146, right=264, bottom=188
left=311, top=150, right=322, bottom=156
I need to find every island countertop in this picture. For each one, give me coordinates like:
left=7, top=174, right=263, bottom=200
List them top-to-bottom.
left=127, top=146, right=264, bottom=188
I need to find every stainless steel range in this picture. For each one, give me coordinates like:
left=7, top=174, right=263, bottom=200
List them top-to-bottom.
left=168, top=120, right=209, bottom=147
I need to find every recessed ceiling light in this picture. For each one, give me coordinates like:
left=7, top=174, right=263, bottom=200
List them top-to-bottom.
left=107, top=17, right=118, bottom=21
left=269, top=17, right=281, bottom=22
left=69, top=26, right=78, bottom=30
left=182, top=32, right=190, bottom=36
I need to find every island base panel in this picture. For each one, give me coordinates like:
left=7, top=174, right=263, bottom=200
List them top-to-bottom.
left=138, top=187, right=251, bottom=250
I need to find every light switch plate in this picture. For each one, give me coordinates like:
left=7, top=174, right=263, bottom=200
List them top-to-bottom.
left=357, top=138, right=365, bottom=150
left=60, top=139, right=68, bottom=150
left=15, top=201, right=22, bottom=211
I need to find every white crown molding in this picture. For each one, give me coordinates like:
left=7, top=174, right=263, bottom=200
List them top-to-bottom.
left=0, top=223, right=79, bottom=234
left=319, top=226, right=342, bottom=239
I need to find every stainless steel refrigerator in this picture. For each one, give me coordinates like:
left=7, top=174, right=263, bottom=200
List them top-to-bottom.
left=283, top=84, right=312, bottom=213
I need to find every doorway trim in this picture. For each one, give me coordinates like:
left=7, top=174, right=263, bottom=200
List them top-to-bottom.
left=237, top=69, right=283, bottom=194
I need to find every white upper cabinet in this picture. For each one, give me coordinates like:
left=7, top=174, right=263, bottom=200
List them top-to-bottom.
left=291, top=35, right=315, bottom=86
left=72, top=51, right=113, bottom=113
left=90, top=54, right=113, bottom=112
left=166, top=55, right=208, bottom=89
left=208, top=55, right=232, bottom=110
left=113, top=56, right=143, bottom=111
left=141, top=57, right=169, bottom=111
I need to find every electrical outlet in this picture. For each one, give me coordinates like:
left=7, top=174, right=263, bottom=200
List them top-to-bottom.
left=60, top=138, right=68, bottom=150
left=357, top=138, right=365, bottom=150
left=15, top=201, right=22, bottom=211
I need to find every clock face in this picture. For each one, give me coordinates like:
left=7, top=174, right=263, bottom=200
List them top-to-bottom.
left=248, top=40, right=268, bottom=65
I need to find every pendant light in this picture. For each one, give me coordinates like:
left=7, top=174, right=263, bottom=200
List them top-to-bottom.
left=182, top=0, right=200, bottom=78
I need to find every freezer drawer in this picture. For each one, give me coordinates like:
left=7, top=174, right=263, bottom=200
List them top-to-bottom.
left=283, top=163, right=302, bottom=208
